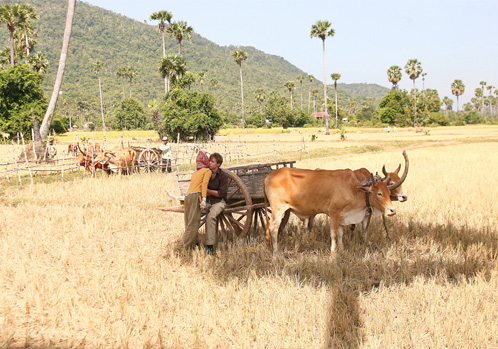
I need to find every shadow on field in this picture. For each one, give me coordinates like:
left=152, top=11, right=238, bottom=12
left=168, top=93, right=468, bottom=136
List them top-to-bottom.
left=197, top=215, right=498, bottom=348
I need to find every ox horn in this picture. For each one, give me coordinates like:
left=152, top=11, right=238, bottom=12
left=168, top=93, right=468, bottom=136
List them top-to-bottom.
left=77, top=142, right=87, bottom=156
left=387, top=150, right=409, bottom=191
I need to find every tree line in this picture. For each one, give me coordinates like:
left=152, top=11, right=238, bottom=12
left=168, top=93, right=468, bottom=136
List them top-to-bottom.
left=1, top=2, right=496, bottom=146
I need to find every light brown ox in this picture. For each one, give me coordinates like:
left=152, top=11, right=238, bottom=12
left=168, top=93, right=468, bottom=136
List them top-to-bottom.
left=76, top=144, right=137, bottom=175
left=349, top=150, right=409, bottom=239
left=301, top=151, right=409, bottom=240
left=264, top=168, right=398, bottom=253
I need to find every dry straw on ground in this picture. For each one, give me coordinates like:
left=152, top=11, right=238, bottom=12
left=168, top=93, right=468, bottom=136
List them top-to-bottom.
left=0, top=127, right=497, bottom=348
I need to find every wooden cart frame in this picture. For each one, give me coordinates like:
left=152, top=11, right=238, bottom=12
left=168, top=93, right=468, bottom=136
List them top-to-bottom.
left=131, top=146, right=162, bottom=172
left=165, top=161, right=296, bottom=241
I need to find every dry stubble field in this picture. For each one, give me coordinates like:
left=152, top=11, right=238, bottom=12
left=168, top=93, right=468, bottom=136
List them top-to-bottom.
left=0, top=126, right=497, bottom=348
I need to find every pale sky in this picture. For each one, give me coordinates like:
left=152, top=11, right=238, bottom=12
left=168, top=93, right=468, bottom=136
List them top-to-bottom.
left=84, top=0, right=498, bottom=105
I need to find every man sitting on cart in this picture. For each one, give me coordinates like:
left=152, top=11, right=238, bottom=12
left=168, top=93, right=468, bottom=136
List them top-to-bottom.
left=204, top=152, right=228, bottom=255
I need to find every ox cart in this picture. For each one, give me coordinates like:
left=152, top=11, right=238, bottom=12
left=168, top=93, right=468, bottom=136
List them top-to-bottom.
left=131, top=146, right=162, bottom=172
left=162, top=161, right=296, bottom=241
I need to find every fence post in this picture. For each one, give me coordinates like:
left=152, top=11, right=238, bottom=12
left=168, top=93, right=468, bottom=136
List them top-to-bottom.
left=21, top=133, right=34, bottom=185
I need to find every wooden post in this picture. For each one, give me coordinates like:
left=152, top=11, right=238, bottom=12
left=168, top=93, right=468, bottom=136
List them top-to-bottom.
left=21, top=133, right=34, bottom=185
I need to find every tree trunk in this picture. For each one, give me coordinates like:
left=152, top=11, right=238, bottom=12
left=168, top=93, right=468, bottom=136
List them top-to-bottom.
left=39, top=0, right=76, bottom=141
left=24, top=26, right=30, bottom=57
left=9, top=30, right=15, bottom=66
left=322, top=39, right=329, bottom=135
left=240, top=65, right=245, bottom=129
left=98, top=75, right=106, bottom=133
left=121, top=77, right=125, bottom=99
left=412, top=80, right=417, bottom=127
left=334, top=83, right=338, bottom=128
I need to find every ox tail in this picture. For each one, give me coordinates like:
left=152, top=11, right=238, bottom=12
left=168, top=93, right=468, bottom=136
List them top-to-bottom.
left=263, top=180, right=272, bottom=249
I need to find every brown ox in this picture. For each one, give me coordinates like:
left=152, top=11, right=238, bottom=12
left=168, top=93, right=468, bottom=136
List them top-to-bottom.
left=95, top=148, right=137, bottom=175
left=303, top=151, right=409, bottom=240
left=350, top=151, right=409, bottom=239
left=264, top=168, right=399, bottom=253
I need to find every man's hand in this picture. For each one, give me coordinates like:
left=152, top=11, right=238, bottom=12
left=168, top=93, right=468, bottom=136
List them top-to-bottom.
left=200, top=197, right=207, bottom=210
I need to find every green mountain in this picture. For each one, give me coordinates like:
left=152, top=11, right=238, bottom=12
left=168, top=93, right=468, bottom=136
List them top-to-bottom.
left=0, top=0, right=388, bottom=125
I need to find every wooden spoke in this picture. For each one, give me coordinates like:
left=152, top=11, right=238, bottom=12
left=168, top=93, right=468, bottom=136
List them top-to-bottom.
left=227, top=186, right=242, bottom=201
left=226, top=199, right=247, bottom=208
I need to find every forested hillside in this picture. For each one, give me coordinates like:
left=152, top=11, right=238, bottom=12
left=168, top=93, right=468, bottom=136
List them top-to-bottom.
left=0, top=0, right=388, bottom=124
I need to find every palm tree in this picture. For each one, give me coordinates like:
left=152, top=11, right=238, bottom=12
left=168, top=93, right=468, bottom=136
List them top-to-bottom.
left=39, top=0, right=76, bottom=142
left=0, top=3, right=21, bottom=66
left=18, top=4, right=38, bottom=58
left=149, top=10, right=172, bottom=56
left=150, top=10, right=172, bottom=93
left=310, top=20, right=335, bottom=135
left=166, top=21, right=193, bottom=55
left=231, top=49, right=248, bottom=128
left=28, top=52, right=48, bottom=73
left=158, top=54, right=186, bottom=91
left=404, top=59, right=423, bottom=126
left=93, top=60, right=106, bottom=133
left=126, top=64, right=137, bottom=97
left=387, top=65, right=402, bottom=90
left=116, top=66, right=127, bottom=99
left=197, top=71, right=206, bottom=91
left=330, top=73, right=341, bottom=128
left=296, top=75, right=304, bottom=109
left=307, top=75, right=314, bottom=113
left=210, top=78, right=218, bottom=93
left=451, top=79, right=465, bottom=115
left=284, top=81, right=296, bottom=110
left=479, top=81, right=486, bottom=115
left=487, top=85, right=494, bottom=117
left=475, top=87, right=483, bottom=115
left=312, top=88, right=319, bottom=114
left=254, top=89, right=266, bottom=123
left=442, top=96, right=453, bottom=117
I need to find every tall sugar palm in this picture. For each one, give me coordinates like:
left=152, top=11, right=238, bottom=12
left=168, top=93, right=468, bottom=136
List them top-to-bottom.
left=40, top=0, right=76, bottom=142
left=0, top=3, right=21, bottom=66
left=18, top=4, right=38, bottom=58
left=149, top=10, right=172, bottom=56
left=150, top=10, right=172, bottom=93
left=310, top=20, right=335, bottom=135
left=166, top=21, right=193, bottom=55
left=232, top=49, right=248, bottom=128
left=28, top=52, right=48, bottom=73
left=158, top=54, right=186, bottom=91
left=404, top=59, right=423, bottom=126
left=93, top=60, right=106, bottom=133
left=126, top=65, right=137, bottom=97
left=387, top=65, right=402, bottom=90
left=116, top=66, right=127, bottom=99
left=197, top=71, right=206, bottom=91
left=330, top=73, right=341, bottom=128
left=296, top=75, right=304, bottom=109
left=307, top=75, right=314, bottom=113
left=210, top=78, right=218, bottom=93
left=451, top=79, right=465, bottom=115
left=284, top=81, right=296, bottom=110
left=479, top=81, right=486, bottom=116
left=487, top=85, right=494, bottom=117
left=312, top=88, right=319, bottom=113
left=475, top=88, right=483, bottom=115
left=254, top=89, right=265, bottom=123
left=442, top=96, right=453, bottom=117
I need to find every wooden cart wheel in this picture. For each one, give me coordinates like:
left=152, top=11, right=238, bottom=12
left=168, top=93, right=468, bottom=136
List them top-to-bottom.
left=138, top=149, right=160, bottom=173
left=216, top=170, right=253, bottom=242
left=251, top=205, right=290, bottom=240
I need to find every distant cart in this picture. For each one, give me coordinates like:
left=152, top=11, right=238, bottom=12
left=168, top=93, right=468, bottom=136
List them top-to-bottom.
left=131, top=146, right=162, bottom=173
left=162, top=161, right=296, bottom=241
